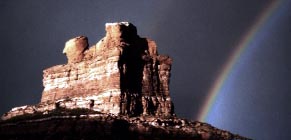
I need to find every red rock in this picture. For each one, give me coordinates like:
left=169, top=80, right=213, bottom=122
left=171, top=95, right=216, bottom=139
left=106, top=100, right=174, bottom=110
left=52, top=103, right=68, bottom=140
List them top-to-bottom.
left=0, top=22, right=250, bottom=140
left=38, top=22, right=174, bottom=116
left=63, top=36, right=89, bottom=63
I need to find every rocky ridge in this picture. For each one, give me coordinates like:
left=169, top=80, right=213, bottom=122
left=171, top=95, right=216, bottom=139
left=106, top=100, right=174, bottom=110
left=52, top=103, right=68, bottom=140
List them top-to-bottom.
left=0, top=112, right=248, bottom=140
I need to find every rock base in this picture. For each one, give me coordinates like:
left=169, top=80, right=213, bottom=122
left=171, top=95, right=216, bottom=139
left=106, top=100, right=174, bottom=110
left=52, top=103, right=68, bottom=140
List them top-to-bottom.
left=0, top=112, right=250, bottom=140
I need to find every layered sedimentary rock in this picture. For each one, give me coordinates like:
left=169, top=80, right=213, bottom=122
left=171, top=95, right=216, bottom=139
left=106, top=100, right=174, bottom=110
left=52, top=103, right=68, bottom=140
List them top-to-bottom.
left=40, top=22, right=173, bottom=116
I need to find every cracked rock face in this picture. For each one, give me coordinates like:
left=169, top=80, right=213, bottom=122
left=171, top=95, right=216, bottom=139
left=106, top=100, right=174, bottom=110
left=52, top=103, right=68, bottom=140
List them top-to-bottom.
left=40, top=22, right=174, bottom=117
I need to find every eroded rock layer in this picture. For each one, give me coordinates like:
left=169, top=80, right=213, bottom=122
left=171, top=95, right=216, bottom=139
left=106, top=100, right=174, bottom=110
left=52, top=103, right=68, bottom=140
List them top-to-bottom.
left=41, top=22, right=173, bottom=116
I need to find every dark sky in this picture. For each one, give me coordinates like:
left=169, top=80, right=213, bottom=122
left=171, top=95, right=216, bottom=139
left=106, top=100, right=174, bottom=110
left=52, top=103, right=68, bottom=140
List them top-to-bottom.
left=1, top=0, right=290, bottom=139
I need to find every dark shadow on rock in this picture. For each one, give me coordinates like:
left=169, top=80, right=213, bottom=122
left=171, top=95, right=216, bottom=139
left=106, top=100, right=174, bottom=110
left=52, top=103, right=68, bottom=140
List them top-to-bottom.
left=119, top=38, right=149, bottom=116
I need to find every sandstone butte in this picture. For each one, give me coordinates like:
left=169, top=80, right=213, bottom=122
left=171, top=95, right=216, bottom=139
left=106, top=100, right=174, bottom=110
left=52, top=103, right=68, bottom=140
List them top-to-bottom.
left=0, top=22, right=251, bottom=140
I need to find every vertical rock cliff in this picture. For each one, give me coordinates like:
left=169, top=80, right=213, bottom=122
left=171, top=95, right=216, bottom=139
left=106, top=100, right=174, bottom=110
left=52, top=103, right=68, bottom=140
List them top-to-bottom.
left=40, top=22, right=173, bottom=117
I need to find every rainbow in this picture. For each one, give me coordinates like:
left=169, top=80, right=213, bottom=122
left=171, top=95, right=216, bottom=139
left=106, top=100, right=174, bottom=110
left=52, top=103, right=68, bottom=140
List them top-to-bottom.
left=197, top=0, right=282, bottom=121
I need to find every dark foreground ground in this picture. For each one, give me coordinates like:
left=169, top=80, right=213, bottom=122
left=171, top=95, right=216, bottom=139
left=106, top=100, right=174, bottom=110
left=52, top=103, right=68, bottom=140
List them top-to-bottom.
left=0, top=109, right=250, bottom=140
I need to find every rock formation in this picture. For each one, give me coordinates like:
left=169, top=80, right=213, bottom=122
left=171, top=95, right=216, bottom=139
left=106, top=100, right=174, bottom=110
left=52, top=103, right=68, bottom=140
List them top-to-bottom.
left=0, top=22, right=250, bottom=140
left=41, top=22, right=173, bottom=117
left=63, top=36, right=89, bottom=63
